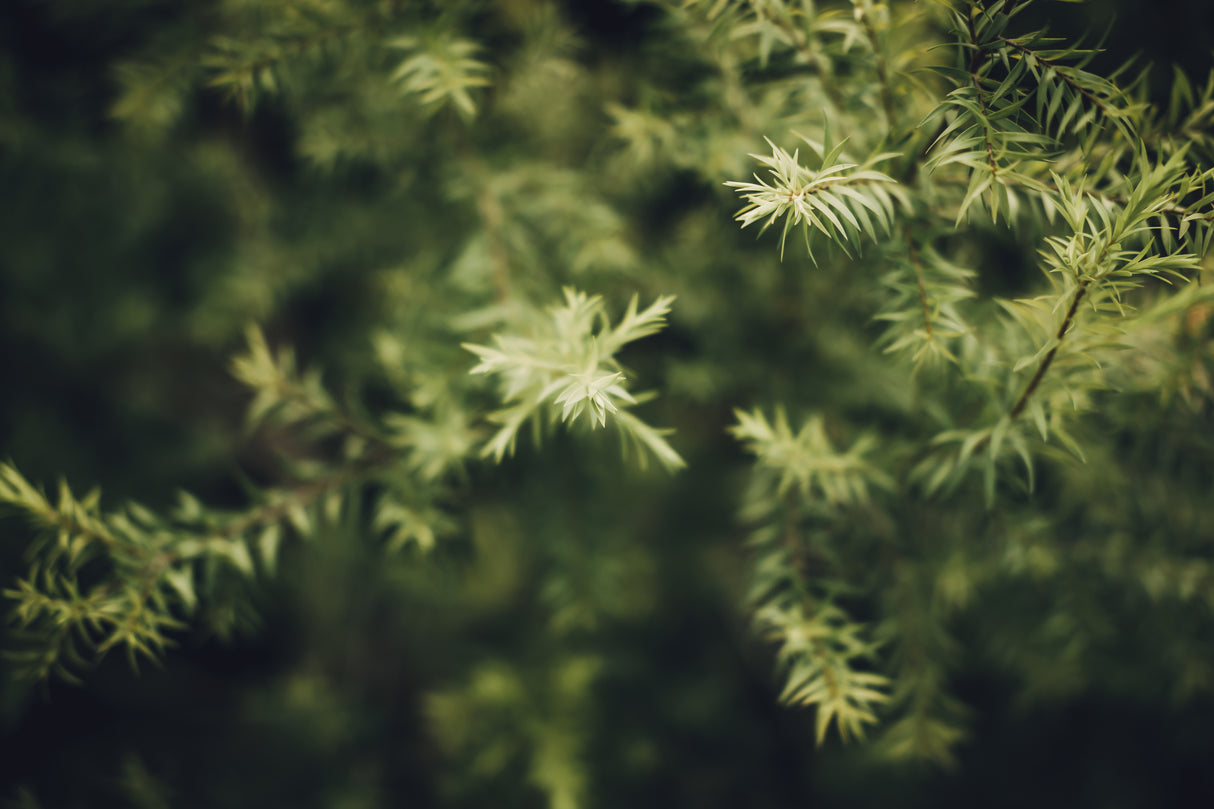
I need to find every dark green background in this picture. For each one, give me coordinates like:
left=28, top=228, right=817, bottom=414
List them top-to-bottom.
left=2, top=1, right=1213, bottom=806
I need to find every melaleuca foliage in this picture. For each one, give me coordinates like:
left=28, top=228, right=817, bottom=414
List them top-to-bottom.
left=2, top=0, right=1213, bottom=804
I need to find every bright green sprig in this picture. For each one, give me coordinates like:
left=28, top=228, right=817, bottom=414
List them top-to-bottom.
left=389, top=33, right=492, bottom=120
left=725, top=131, right=906, bottom=261
left=875, top=234, right=977, bottom=368
left=464, top=288, right=684, bottom=472
left=732, top=407, right=893, bottom=743
left=731, top=408, right=891, bottom=504
left=758, top=593, right=892, bottom=743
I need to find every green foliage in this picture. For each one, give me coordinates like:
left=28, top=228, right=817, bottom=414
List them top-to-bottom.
left=3, top=0, right=1214, bottom=804
left=389, top=32, right=493, bottom=119
left=725, top=131, right=907, bottom=261
left=464, top=288, right=682, bottom=470
left=427, top=655, right=600, bottom=808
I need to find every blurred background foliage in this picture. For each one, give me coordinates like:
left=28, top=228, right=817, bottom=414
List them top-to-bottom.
left=2, top=0, right=1214, bottom=806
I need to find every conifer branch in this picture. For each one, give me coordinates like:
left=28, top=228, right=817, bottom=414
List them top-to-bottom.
left=748, top=0, right=847, bottom=112
left=856, top=1, right=897, bottom=133
left=203, top=5, right=407, bottom=111
left=964, top=10, right=1001, bottom=183
left=997, top=37, right=1118, bottom=123
left=726, top=134, right=905, bottom=260
left=907, top=230, right=934, bottom=340
left=1009, top=278, right=1088, bottom=420
left=464, top=288, right=684, bottom=472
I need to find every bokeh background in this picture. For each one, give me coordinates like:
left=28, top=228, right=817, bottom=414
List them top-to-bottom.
left=3, top=0, right=1214, bottom=806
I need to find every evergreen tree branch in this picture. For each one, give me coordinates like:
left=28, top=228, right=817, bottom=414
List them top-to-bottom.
left=748, top=0, right=848, bottom=114
left=856, top=1, right=897, bottom=134
left=203, top=4, right=407, bottom=111
left=964, top=9, right=1002, bottom=182
left=997, top=37, right=1117, bottom=122
left=907, top=229, right=934, bottom=340
left=1009, top=279, right=1088, bottom=420
left=464, top=288, right=684, bottom=471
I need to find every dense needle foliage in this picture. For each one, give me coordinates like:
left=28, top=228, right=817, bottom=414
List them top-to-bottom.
left=2, top=0, right=1214, bottom=805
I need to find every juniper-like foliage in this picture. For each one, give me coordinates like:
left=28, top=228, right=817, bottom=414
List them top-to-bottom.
left=2, top=0, right=1213, bottom=804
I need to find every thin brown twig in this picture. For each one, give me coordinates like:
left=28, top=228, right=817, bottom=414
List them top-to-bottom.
left=965, top=11, right=1001, bottom=181
left=997, top=36, right=1119, bottom=124
left=1009, top=278, right=1089, bottom=420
